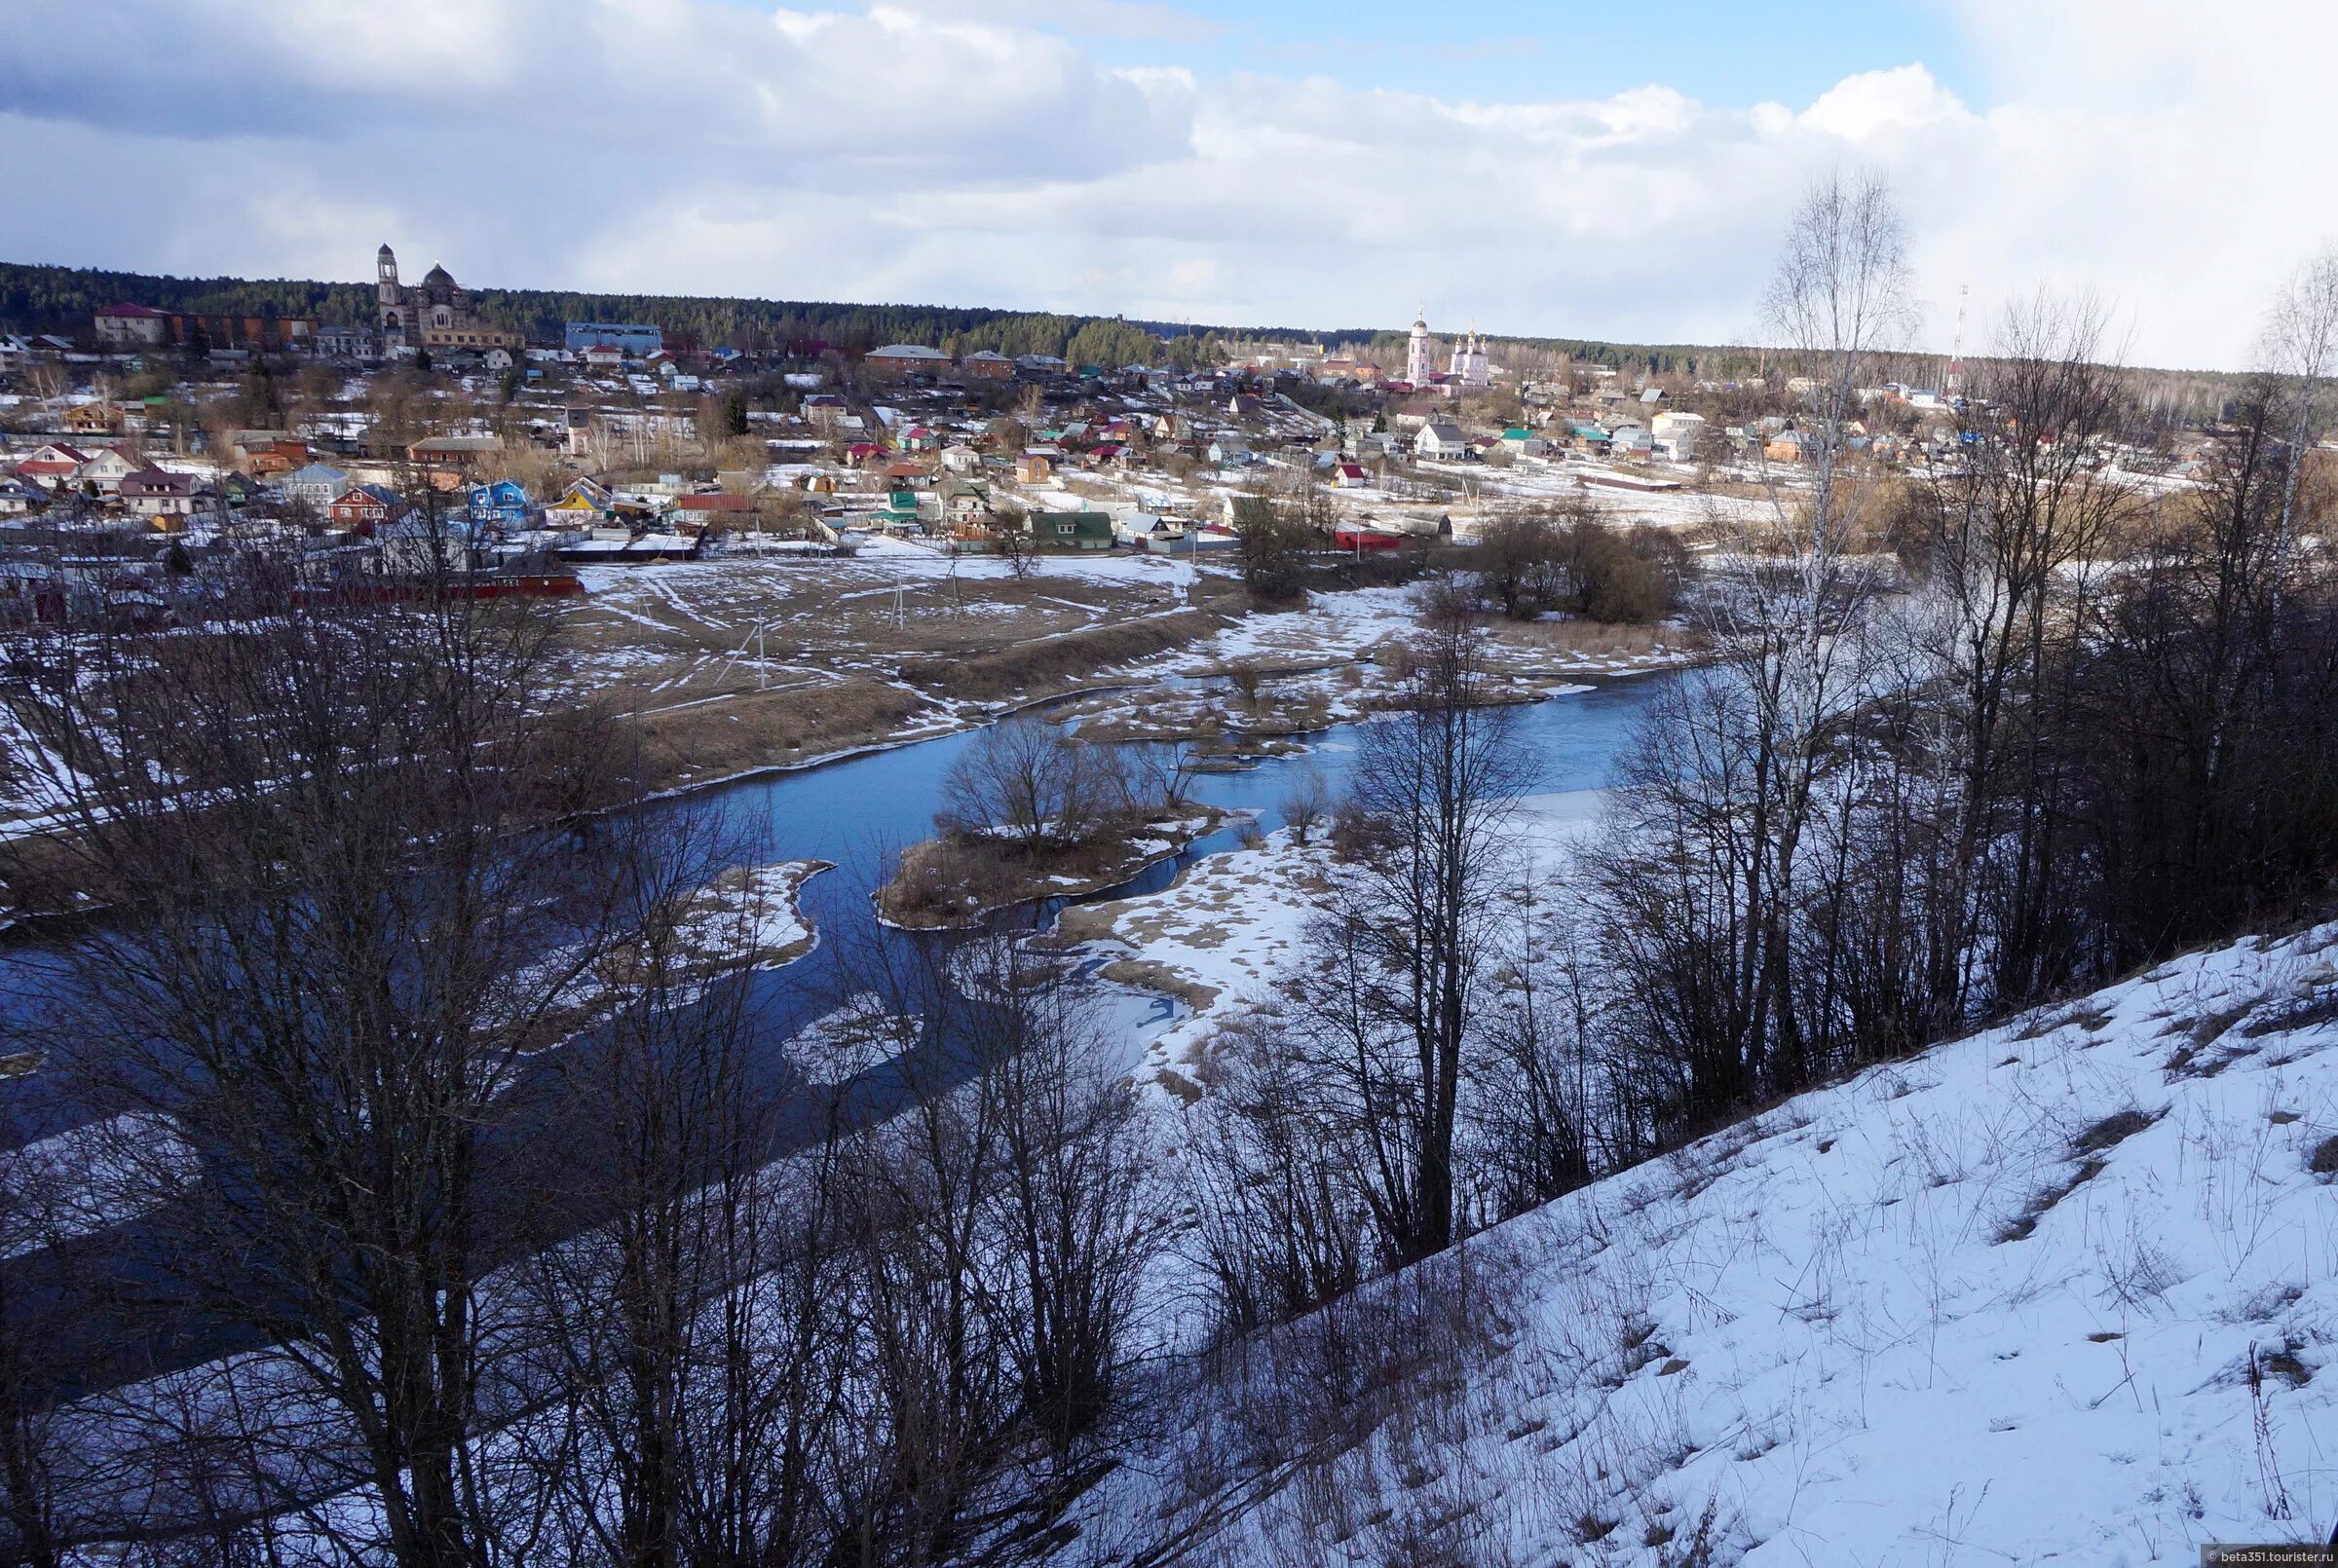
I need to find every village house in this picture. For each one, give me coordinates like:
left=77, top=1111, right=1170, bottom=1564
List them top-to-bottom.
left=93, top=303, right=169, bottom=349
left=315, top=323, right=377, bottom=361
left=863, top=344, right=952, bottom=378
left=961, top=350, right=1013, bottom=380
left=63, top=401, right=127, bottom=437
left=1650, top=409, right=1704, bottom=456
left=1414, top=422, right=1469, bottom=460
left=1606, top=423, right=1654, bottom=460
left=1498, top=427, right=1550, bottom=458
left=408, top=434, right=504, bottom=489
left=1206, top=438, right=1252, bottom=467
left=12, top=443, right=94, bottom=487
left=75, top=447, right=141, bottom=494
left=1014, top=453, right=1054, bottom=484
left=280, top=463, right=351, bottom=508
left=118, top=467, right=208, bottom=525
left=466, top=478, right=533, bottom=528
left=328, top=482, right=404, bottom=532
left=670, top=492, right=758, bottom=532
left=1032, top=509, right=1113, bottom=551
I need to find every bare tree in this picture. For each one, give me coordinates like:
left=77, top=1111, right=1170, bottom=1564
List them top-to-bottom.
left=1582, top=172, right=1922, bottom=1139
left=2261, top=243, right=2338, bottom=590
left=1913, top=291, right=2132, bottom=1011
left=993, top=510, right=1037, bottom=580
left=0, top=542, right=636, bottom=1567
left=1304, top=606, right=1533, bottom=1263
left=937, top=717, right=1102, bottom=858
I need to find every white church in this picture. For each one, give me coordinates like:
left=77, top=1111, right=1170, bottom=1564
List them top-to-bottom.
left=1405, top=312, right=1490, bottom=392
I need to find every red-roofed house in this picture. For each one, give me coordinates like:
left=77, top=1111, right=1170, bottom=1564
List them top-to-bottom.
left=94, top=303, right=168, bottom=349
left=13, top=443, right=93, bottom=485
left=329, top=483, right=404, bottom=533
left=671, top=493, right=756, bottom=529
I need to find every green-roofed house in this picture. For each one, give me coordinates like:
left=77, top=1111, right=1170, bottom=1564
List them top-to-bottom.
left=1498, top=426, right=1550, bottom=458
left=884, top=491, right=925, bottom=529
left=1034, top=509, right=1114, bottom=551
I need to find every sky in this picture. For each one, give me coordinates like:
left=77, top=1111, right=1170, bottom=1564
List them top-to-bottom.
left=0, top=0, right=2330, bottom=370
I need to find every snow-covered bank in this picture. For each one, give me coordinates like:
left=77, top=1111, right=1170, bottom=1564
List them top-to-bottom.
left=1052, top=788, right=1611, bottom=1107
left=1057, top=922, right=2338, bottom=1566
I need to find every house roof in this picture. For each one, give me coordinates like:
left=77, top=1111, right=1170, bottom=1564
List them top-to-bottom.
left=867, top=344, right=950, bottom=360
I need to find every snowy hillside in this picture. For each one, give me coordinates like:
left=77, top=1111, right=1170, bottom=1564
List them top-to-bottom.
left=1062, top=922, right=2338, bottom=1565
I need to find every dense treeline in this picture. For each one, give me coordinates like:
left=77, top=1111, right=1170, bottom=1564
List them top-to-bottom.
left=2, top=259, right=1762, bottom=372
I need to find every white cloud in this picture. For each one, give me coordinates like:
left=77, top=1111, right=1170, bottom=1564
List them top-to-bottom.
left=0, top=0, right=2329, bottom=367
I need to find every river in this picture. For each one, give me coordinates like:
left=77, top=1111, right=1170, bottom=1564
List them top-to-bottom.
left=0, top=668, right=1673, bottom=1394
left=676, top=670, right=1671, bottom=1063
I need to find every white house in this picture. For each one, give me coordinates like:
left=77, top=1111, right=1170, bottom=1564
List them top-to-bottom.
left=1651, top=410, right=1706, bottom=463
left=1415, top=422, right=1469, bottom=460
left=1606, top=423, right=1654, bottom=459
left=281, top=463, right=352, bottom=508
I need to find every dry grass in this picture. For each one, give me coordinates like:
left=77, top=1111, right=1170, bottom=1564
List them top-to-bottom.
left=897, top=608, right=1229, bottom=700
left=1490, top=616, right=1701, bottom=660
left=622, top=676, right=925, bottom=791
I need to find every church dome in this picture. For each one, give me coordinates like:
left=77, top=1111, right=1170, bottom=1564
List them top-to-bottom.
left=422, top=262, right=456, bottom=287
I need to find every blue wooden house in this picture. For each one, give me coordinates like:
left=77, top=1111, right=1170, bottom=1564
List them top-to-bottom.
left=467, top=478, right=533, bottom=529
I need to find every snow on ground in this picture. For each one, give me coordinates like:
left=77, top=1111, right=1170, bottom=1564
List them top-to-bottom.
left=846, top=533, right=1199, bottom=591
left=1208, top=583, right=1421, bottom=665
left=1061, top=786, right=1609, bottom=1107
left=1057, top=824, right=1333, bottom=1104
left=675, top=859, right=828, bottom=969
left=1062, top=920, right=2338, bottom=1566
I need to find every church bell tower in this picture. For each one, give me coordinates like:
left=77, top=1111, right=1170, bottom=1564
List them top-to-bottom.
left=376, top=243, right=404, bottom=347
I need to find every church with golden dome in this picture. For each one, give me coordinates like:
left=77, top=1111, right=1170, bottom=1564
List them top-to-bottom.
left=375, top=244, right=518, bottom=355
